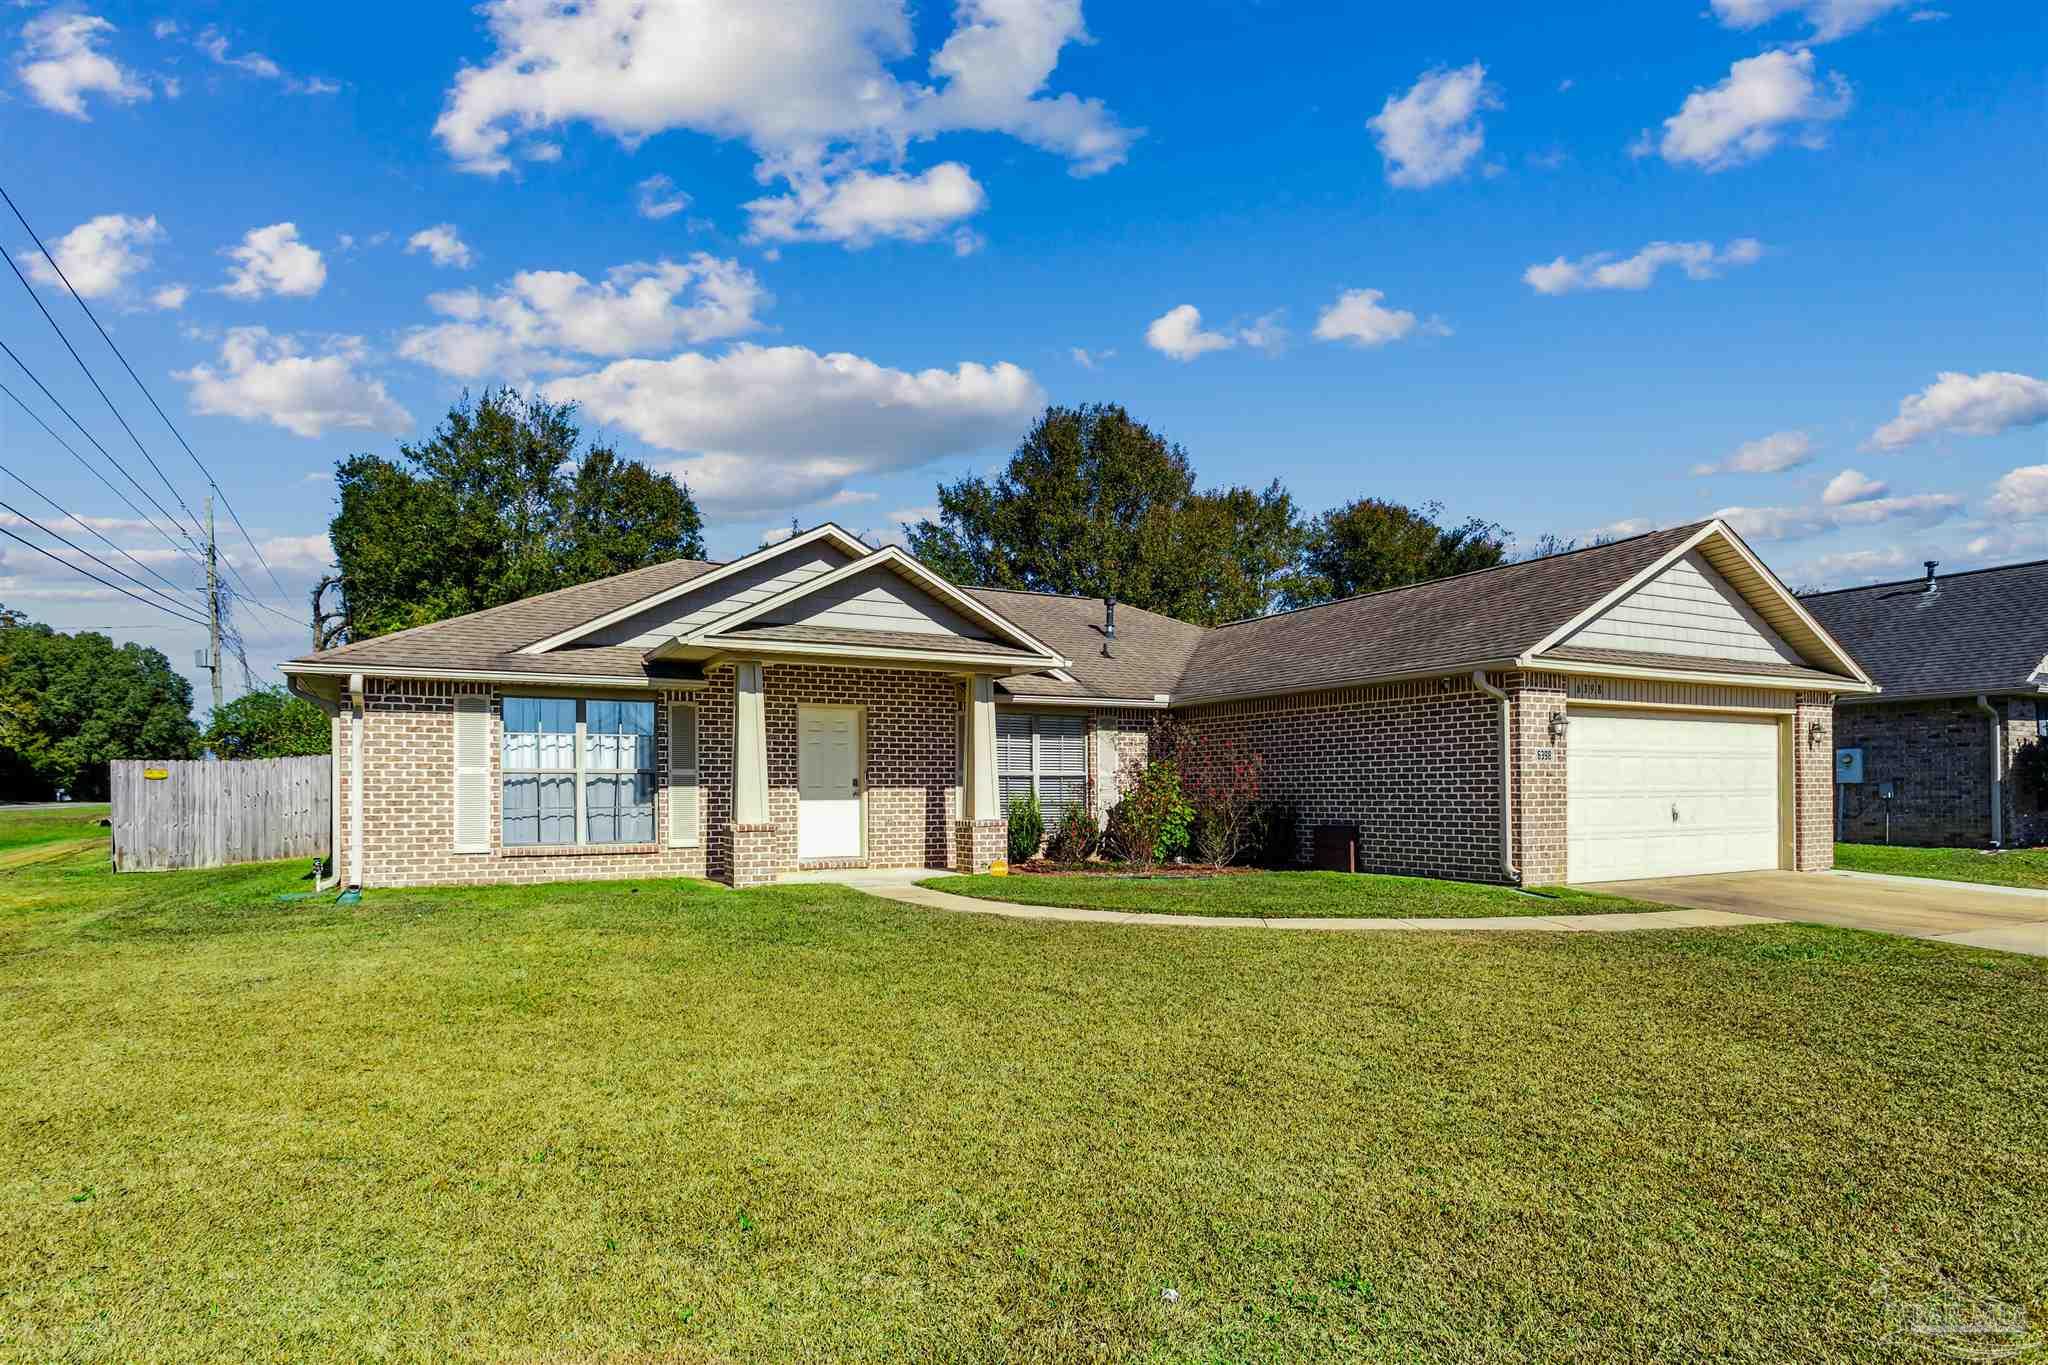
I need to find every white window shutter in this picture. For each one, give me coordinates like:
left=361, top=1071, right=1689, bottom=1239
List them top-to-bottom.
left=452, top=695, right=491, bottom=853
left=667, top=702, right=700, bottom=848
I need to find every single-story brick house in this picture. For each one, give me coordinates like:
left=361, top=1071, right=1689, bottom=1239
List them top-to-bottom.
left=283, top=518, right=1875, bottom=890
left=1801, top=559, right=2047, bottom=848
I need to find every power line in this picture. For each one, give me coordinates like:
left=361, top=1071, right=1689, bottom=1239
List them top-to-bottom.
left=2, top=184, right=299, bottom=610
left=0, top=228, right=204, bottom=546
left=0, top=341, right=206, bottom=567
left=0, top=377, right=198, bottom=572
left=0, top=454, right=195, bottom=603
left=0, top=494, right=206, bottom=622
left=0, top=522, right=209, bottom=628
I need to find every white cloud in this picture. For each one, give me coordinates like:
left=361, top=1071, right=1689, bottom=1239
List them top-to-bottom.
left=431, top=0, right=1134, bottom=252
left=1707, top=0, right=1910, bottom=41
left=16, top=11, right=151, bottom=119
left=152, top=20, right=179, bottom=40
left=192, top=26, right=336, bottom=94
left=1645, top=49, right=1851, bottom=172
left=1368, top=62, right=1498, bottom=189
left=745, top=163, right=986, bottom=248
left=636, top=174, right=690, bottom=221
left=16, top=213, right=162, bottom=298
left=220, top=223, right=327, bottom=299
left=404, top=224, right=476, bottom=270
left=1526, top=239, right=1764, bottom=295
left=398, top=254, right=768, bottom=380
left=150, top=283, right=188, bottom=310
left=1313, top=289, right=1444, bottom=348
left=1144, top=304, right=1236, bottom=362
left=1238, top=311, right=1289, bottom=354
left=176, top=328, right=411, bottom=438
left=539, top=343, right=1045, bottom=514
left=1069, top=346, right=1114, bottom=369
left=1870, top=371, right=2048, bottom=451
left=1692, top=429, right=1813, bottom=476
left=1988, top=465, right=2048, bottom=522
left=1821, top=469, right=1887, bottom=505
left=1718, top=491, right=1960, bottom=542
left=891, top=504, right=941, bottom=527
left=241, top=533, right=334, bottom=573
left=1801, top=546, right=1912, bottom=584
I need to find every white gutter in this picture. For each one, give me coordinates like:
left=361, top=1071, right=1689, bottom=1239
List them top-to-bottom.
left=286, top=662, right=707, bottom=690
left=1471, top=671, right=1520, bottom=884
left=348, top=672, right=365, bottom=889
left=1976, top=694, right=2004, bottom=848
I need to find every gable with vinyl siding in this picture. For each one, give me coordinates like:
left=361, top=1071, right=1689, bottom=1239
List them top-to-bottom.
left=1560, top=550, right=1804, bottom=666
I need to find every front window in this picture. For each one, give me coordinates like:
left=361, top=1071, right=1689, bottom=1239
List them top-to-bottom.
left=502, top=696, right=656, bottom=846
left=996, top=712, right=1087, bottom=828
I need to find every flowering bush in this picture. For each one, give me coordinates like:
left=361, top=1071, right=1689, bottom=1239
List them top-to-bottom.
left=1151, top=717, right=1267, bottom=866
left=1106, top=760, right=1193, bottom=868
left=1044, top=801, right=1100, bottom=863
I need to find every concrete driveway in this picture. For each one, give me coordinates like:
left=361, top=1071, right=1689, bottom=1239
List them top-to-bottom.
left=1578, top=870, right=2048, bottom=957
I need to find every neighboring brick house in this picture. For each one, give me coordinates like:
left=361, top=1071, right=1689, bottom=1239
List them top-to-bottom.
left=284, top=518, right=1874, bottom=890
left=1801, top=560, right=2048, bottom=848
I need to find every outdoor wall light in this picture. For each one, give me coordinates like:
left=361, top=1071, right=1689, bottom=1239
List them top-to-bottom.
left=1549, top=712, right=1569, bottom=744
left=1809, top=719, right=1824, bottom=748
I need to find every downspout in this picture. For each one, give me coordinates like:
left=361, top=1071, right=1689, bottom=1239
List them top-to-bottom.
left=1472, top=671, right=1520, bottom=884
left=348, top=672, right=365, bottom=889
left=287, top=676, right=343, bottom=893
left=1975, top=694, right=2004, bottom=848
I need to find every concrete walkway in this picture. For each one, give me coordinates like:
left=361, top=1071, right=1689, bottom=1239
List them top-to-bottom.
left=1578, top=869, right=2048, bottom=958
left=822, top=870, right=1772, bottom=934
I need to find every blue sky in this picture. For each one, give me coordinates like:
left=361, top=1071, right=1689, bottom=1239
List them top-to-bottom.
left=2, top=0, right=2042, bottom=713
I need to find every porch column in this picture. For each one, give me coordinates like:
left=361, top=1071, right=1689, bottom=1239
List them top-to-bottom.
left=733, top=660, right=770, bottom=824
left=965, top=675, right=998, bottom=820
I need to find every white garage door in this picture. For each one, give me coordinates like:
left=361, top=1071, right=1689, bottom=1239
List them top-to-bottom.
left=1567, top=709, right=1782, bottom=882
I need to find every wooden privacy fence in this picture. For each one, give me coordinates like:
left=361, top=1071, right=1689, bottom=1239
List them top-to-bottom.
left=110, top=756, right=332, bottom=872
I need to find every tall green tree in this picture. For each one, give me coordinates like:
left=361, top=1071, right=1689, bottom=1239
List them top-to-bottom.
left=330, top=389, right=704, bottom=640
left=906, top=404, right=1303, bottom=625
left=1278, top=498, right=1509, bottom=608
left=0, top=616, right=200, bottom=800
left=203, top=686, right=330, bottom=759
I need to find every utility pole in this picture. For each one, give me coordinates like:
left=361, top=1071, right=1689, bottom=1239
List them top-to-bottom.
left=205, top=491, right=222, bottom=716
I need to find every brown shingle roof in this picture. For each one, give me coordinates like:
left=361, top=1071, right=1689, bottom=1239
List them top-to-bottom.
left=1175, top=523, right=1709, bottom=702
left=289, top=558, right=721, bottom=674
left=1801, top=560, right=2048, bottom=699
left=964, top=588, right=1204, bottom=698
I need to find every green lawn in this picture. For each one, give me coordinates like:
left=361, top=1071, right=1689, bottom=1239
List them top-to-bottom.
left=0, top=801, right=109, bottom=852
left=2, top=832, right=2044, bottom=1360
left=1837, top=842, right=2048, bottom=890
left=926, top=869, right=1677, bottom=918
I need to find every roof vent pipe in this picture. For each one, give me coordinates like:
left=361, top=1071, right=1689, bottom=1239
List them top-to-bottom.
left=1923, top=560, right=1940, bottom=593
left=1102, top=597, right=1116, bottom=658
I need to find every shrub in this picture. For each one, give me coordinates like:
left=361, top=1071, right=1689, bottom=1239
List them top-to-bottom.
left=2015, top=738, right=2046, bottom=799
left=1185, top=739, right=1265, bottom=867
left=1109, top=760, right=1193, bottom=869
left=1006, top=792, right=1044, bottom=864
left=1045, top=802, right=1099, bottom=863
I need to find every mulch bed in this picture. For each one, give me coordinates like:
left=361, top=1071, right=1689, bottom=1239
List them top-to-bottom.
left=1009, top=860, right=1264, bottom=879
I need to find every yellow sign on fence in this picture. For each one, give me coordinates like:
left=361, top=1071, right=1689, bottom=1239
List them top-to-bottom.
left=143, top=768, right=170, bottom=781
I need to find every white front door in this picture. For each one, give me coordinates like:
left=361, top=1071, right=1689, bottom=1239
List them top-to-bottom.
left=797, top=705, right=862, bottom=859
left=1567, top=708, right=1782, bottom=882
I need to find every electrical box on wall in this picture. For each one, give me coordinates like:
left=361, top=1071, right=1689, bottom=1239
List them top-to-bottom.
left=1835, top=748, right=1864, bottom=784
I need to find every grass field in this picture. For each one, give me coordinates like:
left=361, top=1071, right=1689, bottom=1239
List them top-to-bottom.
left=0, top=801, right=110, bottom=871
left=3, top=818, right=2044, bottom=1361
left=1837, top=842, right=2048, bottom=890
left=926, top=869, right=1675, bottom=918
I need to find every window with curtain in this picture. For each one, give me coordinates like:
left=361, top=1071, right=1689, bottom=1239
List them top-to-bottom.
left=502, top=697, right=657, bottom=846
left=502, top=697, right=576, bottom=846
left=995, top=712, right=1087, bottom=828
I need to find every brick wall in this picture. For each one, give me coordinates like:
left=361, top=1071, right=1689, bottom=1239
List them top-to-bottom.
left=758, top=663, right=962, bottom=871
left=1509, top=673, right=1570, bottom=886
left=1178, top=676, right=1509, bottom=884
left=336, top=677, right=713, bottom=888
left=1793, top=692, right=1835, bottom=870
left=1835, top=694, right=2044, bottom=848
left=1087, top=708, right=1153, bottom=817
left=953, top=817, right=1005, bottom=873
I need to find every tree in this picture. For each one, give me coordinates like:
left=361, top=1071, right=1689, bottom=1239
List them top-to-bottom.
left=329, top=389, right=704, bottom=641
left=906, top=404, right=1303, bottom=625
left=1279, top=498, right=1509, bottom=608
left=0, top=616, right=200, bottom=800
left=204, top=686, right=330, bottom=759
